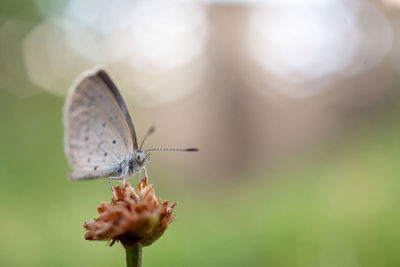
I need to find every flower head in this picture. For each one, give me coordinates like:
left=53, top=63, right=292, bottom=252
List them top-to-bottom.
left=83, top=177, right=176, bottom=247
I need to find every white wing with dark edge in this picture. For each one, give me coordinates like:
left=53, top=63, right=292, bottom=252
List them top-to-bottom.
left=63, top=67, right=138, bottom=180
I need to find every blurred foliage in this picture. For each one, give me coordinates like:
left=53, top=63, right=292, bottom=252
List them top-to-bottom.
left=1, top=88, right=400, bottom=266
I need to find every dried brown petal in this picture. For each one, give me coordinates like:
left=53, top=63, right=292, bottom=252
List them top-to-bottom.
left=83, top=177, right=176, bottom=247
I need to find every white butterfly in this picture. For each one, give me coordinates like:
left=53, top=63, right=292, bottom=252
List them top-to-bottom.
left=63, top=66, right=197, bottom=187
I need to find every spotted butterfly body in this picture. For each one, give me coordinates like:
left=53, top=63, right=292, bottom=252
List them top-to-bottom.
left=64, top=67, right=148, bottom=180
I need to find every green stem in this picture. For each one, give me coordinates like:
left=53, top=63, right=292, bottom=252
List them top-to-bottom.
left=125, top=243, right=142, bottom=267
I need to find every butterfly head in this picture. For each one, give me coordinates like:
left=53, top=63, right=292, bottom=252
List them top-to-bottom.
left=134, top=150, right=149, bottom=167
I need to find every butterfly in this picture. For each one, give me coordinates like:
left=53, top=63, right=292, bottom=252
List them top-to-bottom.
left=63, top=66, right=197, bottom=188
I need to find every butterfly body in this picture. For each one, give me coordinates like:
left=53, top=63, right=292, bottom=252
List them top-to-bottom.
left=111, top=150, right=149, bottom=179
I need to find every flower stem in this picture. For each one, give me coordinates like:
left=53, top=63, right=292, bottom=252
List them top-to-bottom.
left=125, top=243, right=142, bottom=267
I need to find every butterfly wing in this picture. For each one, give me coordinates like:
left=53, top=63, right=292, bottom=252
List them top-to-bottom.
left=64, top=67, right=138, bottom=180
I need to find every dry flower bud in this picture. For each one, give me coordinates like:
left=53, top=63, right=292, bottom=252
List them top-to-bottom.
left=83, top=177, right=176, bottom=247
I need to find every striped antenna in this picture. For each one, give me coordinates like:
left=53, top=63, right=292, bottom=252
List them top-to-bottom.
left=145, top=148, right=198, bottom=152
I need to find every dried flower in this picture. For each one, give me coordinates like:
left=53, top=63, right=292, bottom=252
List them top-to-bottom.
left=83, top=177, right=176, bottom=247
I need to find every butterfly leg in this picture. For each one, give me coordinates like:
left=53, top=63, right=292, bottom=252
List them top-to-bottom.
left=143, top=166, right=148, bottom=179
left=137, top=170, right=142, bottom=182
left=108, top=177, right=116, bottom=199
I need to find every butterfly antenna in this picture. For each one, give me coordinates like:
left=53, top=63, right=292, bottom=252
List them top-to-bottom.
left=140, top=126, right=156, bottom=150
left=144, top=147, right=198, bottom=152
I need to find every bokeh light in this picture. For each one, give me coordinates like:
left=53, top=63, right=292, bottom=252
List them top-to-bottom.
left=23, top=0, right=208, bottom=105
left=127, top=0, right=207, bottom=73
left=246, top=0, right=393, bottom=97
left=342, top=1, right=393, bottom=77
left=248, top=2, right=356, bottom=83
left=23, top=19, right=89, bottom=95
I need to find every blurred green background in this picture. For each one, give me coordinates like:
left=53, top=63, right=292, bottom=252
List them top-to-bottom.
left=2, top=0, right=400, bottom=266
left=2, top=86, right=400, bottom=266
